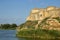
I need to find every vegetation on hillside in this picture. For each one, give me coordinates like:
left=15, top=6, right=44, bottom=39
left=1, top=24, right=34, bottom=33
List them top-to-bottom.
left=16, top=17, right=60, bottom=39
left=38, top=17, right=50, bottom=27
left=53, top=17, right=60, bottom=23
left=19, top=20, right=38, bottom=29
left=17, top=29, right=60, bottom=39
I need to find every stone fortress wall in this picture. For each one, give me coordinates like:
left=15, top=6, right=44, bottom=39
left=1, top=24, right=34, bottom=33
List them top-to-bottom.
left=26, top=6, right=60, bottom=21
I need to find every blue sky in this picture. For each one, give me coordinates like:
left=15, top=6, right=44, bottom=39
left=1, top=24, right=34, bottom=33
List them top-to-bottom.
left=0, top=0, right=60, bottom=25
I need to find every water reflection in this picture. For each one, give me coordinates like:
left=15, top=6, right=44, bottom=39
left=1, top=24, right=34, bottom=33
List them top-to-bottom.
left=0, top=30, right=60, bottom=40
left=0, top=30, right=18, bottom=40
left=18, top=38, right=60, bottom=40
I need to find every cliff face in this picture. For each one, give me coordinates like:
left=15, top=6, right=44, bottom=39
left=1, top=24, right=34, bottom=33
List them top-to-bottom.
left=17, top=6, right=60, bottom=31
left=26, top=6, right=60, bottom=21
left=26, top=6, right=60, bottom=30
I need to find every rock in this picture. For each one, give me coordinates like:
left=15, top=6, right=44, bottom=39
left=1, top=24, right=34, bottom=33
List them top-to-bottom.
left=18, top=6, right=60, bottom=31
left=26, top=6, right=60, bottom=21
left=26, top=6, right=60, bottom=30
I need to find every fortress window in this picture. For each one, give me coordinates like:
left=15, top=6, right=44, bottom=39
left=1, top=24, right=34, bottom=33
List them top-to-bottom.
left=40, top=14, right=42, bottom=16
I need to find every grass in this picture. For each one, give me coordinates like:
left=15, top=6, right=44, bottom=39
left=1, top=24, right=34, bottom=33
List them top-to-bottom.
left=16, top=17, right=60, bottom=39
left=16, top=29, right=60, bottom=39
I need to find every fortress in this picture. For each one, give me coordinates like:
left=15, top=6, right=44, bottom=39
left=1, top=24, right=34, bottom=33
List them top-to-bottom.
left=17, top=6, right=60, bottom=31
left=17, top=6, right=60, bottom=38
left=26, top=6, right=60, bottom=21
left=26, top=6, right=60, bottom=30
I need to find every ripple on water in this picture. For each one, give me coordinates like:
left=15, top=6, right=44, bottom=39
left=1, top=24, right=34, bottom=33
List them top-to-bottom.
left=0, top=30, right=19, bottom=40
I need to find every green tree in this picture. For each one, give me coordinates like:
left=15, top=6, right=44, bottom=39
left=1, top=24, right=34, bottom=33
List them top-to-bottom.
left=1, top=24, right=10, bottom=29
left=11, top=24, right=17, bottom=28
